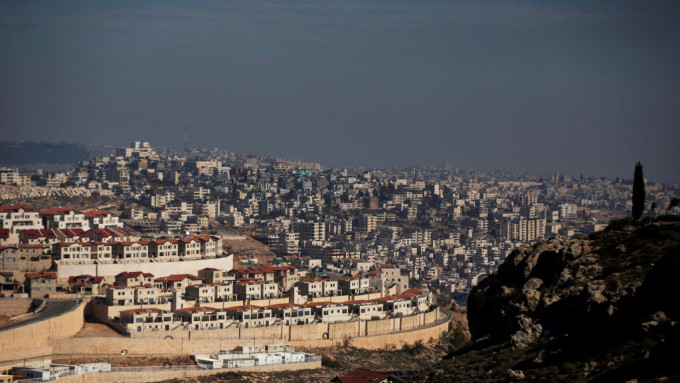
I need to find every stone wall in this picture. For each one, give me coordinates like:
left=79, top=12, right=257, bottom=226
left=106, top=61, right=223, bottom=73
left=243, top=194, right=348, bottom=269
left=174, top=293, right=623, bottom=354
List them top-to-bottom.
left=55, top=255, right=233, bottom=284
left=0, top=298, right=32, bottom=316
left=0, top=299, right=85, bottom=366
left=50, top=310, right=451, bottom=356
left=57, top=360, right=322, bottom=383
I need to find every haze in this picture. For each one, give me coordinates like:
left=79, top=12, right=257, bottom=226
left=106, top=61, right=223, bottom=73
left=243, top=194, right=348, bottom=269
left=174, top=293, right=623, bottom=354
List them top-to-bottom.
left=1, top=0, right=679, bottom=181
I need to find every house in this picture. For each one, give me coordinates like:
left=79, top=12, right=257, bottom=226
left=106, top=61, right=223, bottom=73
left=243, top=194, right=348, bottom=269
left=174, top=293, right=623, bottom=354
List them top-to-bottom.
left=0, top=205, right=43, bottom=238
left=40, top=207, right=90, bottom=231
left=83, top=210, right=123, bottom=229
left=87, top=227, right=133, bottom=243
left=55, top=228, right=90, bottom=243
left=19, top=229, right=58, bottom=245
left=195, top=235, right=222, bottom=257
left=178, top=237, right=202, bottom=259
left=148, top=239, right=178, bottom=260
left=112, top=241, right=151, bottom=260
left=52, top=242, right=93, bottom=264
left=89, top=242, right=114, bottom=262
left=0, top=245, right=46, bottom=271
left=197, top=267, right=233, bottom=284
left=0, top=271, right=18, bottom=294
left=115, top=271, right=154, bottom=287
left=24, top=272, right=57, bottom=298
left=67, top=274, right=105, bottom=295
left=154, top=274, right=203, bottom=291
left=233, top=279, right=279, bottom=301
left=296, top=279, right=324, bottom=298
left=214, top=282, right=237, bottom=302
left=185, top=283, right=216, bottom=303
left=134, top=285, right=160, bottom=304
left=105, top=286, right=135, bottom=306
left=345, top=300, right=386, bottom=320
left=303, top=302, right=351, bottom=323
left=266, top=303, right=314, bottom=326
left=223, top=305, right=274, bottom=328
left=174, top=307, right=231, bottom=330
left=119, top=308, right=174, bottom=333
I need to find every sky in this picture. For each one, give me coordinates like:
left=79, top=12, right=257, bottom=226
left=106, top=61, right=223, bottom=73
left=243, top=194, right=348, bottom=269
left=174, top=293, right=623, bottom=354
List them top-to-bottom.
left=1, top=0, right=679, bottom=182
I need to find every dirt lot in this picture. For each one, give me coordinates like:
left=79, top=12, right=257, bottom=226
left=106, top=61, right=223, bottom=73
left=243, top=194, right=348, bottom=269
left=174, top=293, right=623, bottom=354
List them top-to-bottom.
left=222, top=237, right=276, bottom=265
left=71, top=321, right=126, bottom=338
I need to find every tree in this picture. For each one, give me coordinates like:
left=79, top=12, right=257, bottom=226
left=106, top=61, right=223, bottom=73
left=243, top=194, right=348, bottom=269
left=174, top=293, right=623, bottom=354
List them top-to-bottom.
left=632, top=161, right=646, bottom=220
left=668, top=197, right=680, bottom=214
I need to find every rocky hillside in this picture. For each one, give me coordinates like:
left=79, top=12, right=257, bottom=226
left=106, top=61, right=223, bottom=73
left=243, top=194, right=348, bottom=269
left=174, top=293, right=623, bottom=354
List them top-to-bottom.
left=416, top=221, right=680, bottom=382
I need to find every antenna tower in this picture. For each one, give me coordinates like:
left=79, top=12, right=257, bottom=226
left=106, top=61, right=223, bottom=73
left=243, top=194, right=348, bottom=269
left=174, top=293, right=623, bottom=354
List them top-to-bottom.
left=184, top=120, right=189, bottom=157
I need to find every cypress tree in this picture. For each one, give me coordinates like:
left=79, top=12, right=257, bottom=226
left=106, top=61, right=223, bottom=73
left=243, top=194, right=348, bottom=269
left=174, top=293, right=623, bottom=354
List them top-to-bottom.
left=632, top=161, right=646, bottom=220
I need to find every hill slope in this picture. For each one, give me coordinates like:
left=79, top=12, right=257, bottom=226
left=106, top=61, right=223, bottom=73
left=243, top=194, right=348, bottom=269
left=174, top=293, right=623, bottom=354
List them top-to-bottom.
left=415, top=222, right=680, bottom=382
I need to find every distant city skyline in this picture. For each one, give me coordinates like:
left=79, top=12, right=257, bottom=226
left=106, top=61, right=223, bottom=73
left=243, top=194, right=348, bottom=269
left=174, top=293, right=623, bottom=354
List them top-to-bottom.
left=1, top=1, right=679, bottom=182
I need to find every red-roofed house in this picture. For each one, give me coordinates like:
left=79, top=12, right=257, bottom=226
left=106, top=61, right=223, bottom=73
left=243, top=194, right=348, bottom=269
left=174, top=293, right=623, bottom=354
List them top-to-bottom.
left=83, top=210, right=122, bottom=229
left=87, top=227, right=134, bottom=243
left=55, top=228, right=90, bottom=243
left=19, top=229, right=58, bottom=245
left=115, top=271, right=154, bottom=287
left=24, top=272, right=57, bottom=297
left=67, top=274, right=105, bottom=295
left=154, top=274, right=203, bottom=291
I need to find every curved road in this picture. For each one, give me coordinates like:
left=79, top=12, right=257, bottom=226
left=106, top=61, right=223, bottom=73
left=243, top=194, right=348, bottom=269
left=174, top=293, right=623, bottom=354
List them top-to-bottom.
left=0, top=299, right=81, bottom=333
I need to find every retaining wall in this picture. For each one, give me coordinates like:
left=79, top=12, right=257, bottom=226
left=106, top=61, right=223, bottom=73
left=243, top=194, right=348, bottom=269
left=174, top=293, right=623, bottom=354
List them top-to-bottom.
left=0, top=299, right=85, bottom=367
left=50, top=310, right=450, bottom=356
left=56, top=360, right=322, bottom=383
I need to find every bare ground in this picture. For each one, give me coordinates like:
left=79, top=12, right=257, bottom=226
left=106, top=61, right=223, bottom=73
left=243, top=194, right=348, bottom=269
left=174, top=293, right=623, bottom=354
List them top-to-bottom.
left=71, top=321, right=126, bottom=338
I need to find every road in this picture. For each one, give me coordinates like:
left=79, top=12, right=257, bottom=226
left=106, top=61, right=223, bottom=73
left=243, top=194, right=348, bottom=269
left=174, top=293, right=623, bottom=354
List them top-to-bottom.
left=0, top=299, right=81, bottom=333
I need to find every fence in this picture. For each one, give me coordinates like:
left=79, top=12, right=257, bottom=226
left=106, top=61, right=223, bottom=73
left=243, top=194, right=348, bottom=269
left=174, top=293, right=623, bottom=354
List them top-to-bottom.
left=14, top=355, right=322, bottom=382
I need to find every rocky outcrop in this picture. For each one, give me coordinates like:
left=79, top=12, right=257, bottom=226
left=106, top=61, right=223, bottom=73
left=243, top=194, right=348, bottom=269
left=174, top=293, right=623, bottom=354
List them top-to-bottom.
left=467, top=223, right=680, bottom=351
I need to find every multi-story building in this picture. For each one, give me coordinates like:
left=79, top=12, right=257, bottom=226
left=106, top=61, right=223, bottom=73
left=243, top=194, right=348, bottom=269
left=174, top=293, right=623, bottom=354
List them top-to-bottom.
left=0, top=205, right=43, bottom=239
left=40, top=208, right=90, bottom=231
left=24, top=272, right=57, bottom=298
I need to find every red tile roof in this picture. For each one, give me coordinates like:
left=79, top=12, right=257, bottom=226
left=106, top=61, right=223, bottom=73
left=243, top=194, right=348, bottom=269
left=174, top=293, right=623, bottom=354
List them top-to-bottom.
left=0, top=204, right=36, bottom=213
left=40, top=207, right=79, bottom=215
left=83, top=210, right=118, bottom=218
left=25, top=272, right=57, bottom=280
left=332, top=368, right=390, bottom=383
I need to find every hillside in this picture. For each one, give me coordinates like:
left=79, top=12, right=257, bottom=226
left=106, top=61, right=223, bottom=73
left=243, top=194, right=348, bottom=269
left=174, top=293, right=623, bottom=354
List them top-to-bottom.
left=414, top=220, right=680, bottom=382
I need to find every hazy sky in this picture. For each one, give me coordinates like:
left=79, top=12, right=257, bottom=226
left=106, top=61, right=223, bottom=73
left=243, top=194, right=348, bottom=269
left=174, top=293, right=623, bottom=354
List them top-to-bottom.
left=1, top=1, right=679, bottom=181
